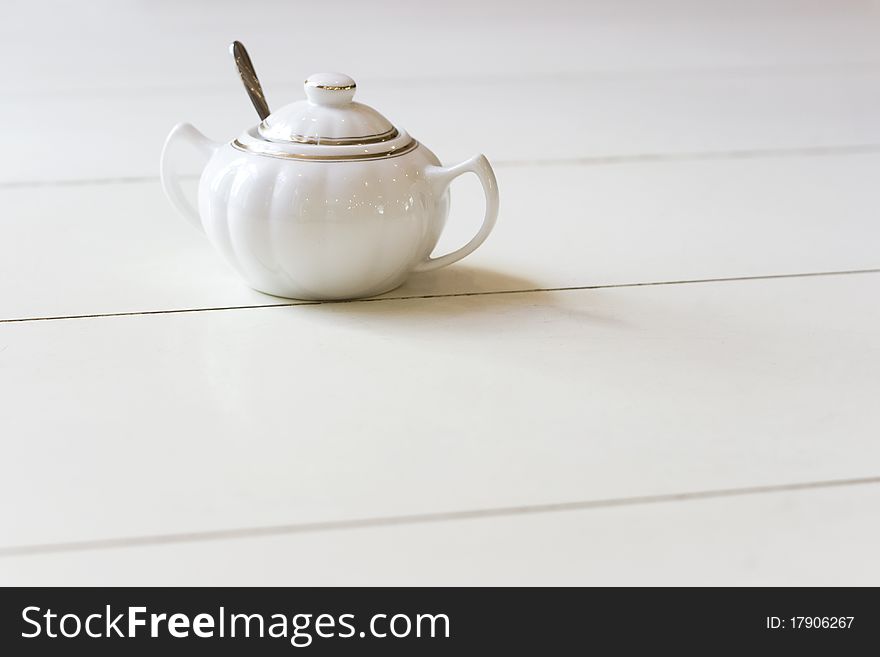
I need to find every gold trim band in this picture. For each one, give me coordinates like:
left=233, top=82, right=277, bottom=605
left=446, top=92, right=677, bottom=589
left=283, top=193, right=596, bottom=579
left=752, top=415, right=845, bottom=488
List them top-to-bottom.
left=304, top=80, right=356, bottom=91
left=258, top=126, right=399, bottom=146
left=232, top=138, right=419, bottom=162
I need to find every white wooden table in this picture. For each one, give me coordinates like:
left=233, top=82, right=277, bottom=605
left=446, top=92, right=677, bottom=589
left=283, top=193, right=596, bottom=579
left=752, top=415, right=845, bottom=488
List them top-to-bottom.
left=1, top=0, right=878, bottom=585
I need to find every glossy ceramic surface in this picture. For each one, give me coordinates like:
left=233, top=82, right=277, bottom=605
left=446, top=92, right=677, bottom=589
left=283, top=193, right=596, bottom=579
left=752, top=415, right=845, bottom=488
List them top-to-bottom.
left=161, top=73, right=499, bottom=300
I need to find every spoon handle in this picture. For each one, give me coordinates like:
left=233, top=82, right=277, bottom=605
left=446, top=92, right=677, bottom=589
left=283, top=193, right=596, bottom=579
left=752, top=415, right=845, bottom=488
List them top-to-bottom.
left=229, top=41, right=271, bottom=121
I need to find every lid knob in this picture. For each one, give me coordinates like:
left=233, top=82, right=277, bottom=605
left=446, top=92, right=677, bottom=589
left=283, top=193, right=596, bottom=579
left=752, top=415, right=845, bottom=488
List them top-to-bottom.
left=304, top=72, right=356, bottom=107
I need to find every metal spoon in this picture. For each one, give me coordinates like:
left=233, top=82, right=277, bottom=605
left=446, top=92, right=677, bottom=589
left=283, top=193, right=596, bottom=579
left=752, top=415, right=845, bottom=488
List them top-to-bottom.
left=229, top=41, right=271, bottom=121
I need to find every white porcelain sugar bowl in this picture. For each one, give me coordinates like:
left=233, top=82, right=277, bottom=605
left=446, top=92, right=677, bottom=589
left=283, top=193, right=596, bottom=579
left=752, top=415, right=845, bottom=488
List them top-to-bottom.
left=160, top=44, right=499, bottom=300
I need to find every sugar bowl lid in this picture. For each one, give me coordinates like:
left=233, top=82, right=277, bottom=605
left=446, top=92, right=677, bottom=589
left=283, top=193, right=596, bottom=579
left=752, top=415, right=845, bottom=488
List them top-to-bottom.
left=234, top=72, right=416, bottom=162
left=261, top=73, right=394, bottom=143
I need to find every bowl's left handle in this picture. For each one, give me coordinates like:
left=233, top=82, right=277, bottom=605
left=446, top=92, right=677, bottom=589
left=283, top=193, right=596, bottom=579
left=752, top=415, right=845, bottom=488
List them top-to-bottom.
left=160, top=123, right=221, bottom=231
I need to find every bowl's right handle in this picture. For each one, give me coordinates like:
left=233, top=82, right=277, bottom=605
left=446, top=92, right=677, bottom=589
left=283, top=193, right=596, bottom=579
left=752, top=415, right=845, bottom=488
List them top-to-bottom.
left=159, top=123, right=221, bottom=231
left=413, top=154, right=499, bottom=273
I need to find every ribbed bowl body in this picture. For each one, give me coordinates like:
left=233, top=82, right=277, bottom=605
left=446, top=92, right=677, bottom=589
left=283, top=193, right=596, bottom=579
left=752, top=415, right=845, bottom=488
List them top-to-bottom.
left=197, top=144, right=447, bottom=299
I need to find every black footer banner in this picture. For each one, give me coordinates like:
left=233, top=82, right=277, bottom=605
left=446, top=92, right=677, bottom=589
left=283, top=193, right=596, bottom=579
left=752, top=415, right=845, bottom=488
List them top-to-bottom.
left=0, top=587, right=876, bottom=654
